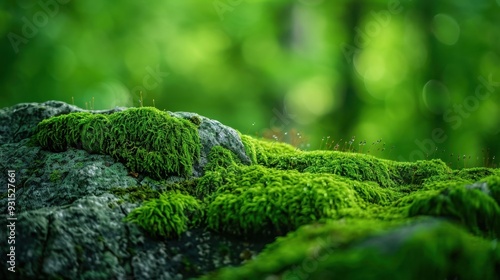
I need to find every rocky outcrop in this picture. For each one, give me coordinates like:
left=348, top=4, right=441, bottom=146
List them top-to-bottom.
left=0, top=101, right=263, bottom=280
left=1, top=101, right=499, bottom=280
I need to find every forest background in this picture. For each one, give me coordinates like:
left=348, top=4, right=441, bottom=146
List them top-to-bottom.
left=1, top=0, right=499, bottom=168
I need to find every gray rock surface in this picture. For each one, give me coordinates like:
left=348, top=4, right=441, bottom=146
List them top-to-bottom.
left=0, top=101, right=261, bottom=280
left=0, top=101, right=123, bottom=145
left=0, top=101, right=250, bottom=174
left=171, top=111, right=250, bottom=176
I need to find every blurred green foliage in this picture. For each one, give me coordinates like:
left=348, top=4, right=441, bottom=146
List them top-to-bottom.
left=1, top=0, right=499, bottom=167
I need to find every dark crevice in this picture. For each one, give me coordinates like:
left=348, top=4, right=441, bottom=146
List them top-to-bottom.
left=119, top=204, right=135, bottom=278
left=38, top=213, right=53, bottom=277
left=75, top=238, right=84, bottom=277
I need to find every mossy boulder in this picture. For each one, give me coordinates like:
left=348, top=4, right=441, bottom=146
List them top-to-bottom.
left=1, top=101, right=499, bottom=280
left=31, top=107, right=201, bottom=179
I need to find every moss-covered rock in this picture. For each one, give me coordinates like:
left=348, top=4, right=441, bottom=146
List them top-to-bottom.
left=2, top=101, right=499, bottom=279
left=32, top=107, right=201, bottom=179
left=192, top=139, right=500, bottom=279
left=197, top=144, right=500, bottom=239
left=198, top=164, right=401, bottom=236
left=198, top=219, right=500, bottom=280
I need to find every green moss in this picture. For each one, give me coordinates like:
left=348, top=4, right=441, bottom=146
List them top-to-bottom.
left=32, top=107, right=201, bottom=179
left=29, top=111, right=500, bottom=278
left=194, top=134, right=499, bottom=240
left=239, top=134, right=298, bottom=165
left=239, top=135, right=452, bottom=188
left=204, top=145, right=241, bottom=172
left=271, top=151, right=396, bottom=187
left=392, top=159, right=452, bottom=185
left=197, top=164, right=407, bottom=236
left=440, top=167, right=497, bottom=182
left=49, top=170, right=62, bottom=183
left=480, top=174, right=500, bottom=205
left=111, top=180, right=199, bottom=203
left=408, top=182, right=500, bottom=237
left=110, top=185, right=161, bottom=203
left=124, top=192, right=204, bottom=238
left=198, top=219, right=500, bottom=280
left=307, top=221, right=499, bottom=280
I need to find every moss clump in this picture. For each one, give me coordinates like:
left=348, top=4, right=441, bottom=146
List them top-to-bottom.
left=32, top=107, right=201, bottom=179
left=239, top=134, right=297, bottom=165
left=239, top=135, right=452, bottom=188
left=196, top=140, right=500, bottom=239
left=204, top=145, right=241, bottom=172
left=271, top=151, right=395, bottom=187
left=393, top=159, right=452, bottom=185
left=198, top=164, right=405, bottom=236
left=433, top=167, right=498, bottom=182
left=49, top=170, right=62, bottom=182
left=479, top=174, right=500, bottom=205
left=409, top=184, right=500, bottom=237
left=110, top=185, right=161, bottom=203
left=124, top=192, right=204, bottom=238
left=198, top=219, right=500, bottom=280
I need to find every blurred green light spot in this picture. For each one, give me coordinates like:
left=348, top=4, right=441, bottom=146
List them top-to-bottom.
left=432, top=14, right=460, bottom=46
left=285, top=76, right=336, bottom=124
left=422, top=80, right=450, bottom=114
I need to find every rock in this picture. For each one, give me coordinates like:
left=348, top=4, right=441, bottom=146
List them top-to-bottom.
left=0, top=100, right=123, bottom=145
left=0, top=101, right=499, bottom=279
left=0, top=101, right=263, bottom=280
left=0, top=101, right=249, bottom=177
left=171, top=112, right=250, bottom=176
left=0, top=139, right=136, bottom=212
left=4, top=193, right=269, bottom=279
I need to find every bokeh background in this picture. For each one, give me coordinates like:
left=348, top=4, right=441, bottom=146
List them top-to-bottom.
left=1, top=0, right=499, bottom=168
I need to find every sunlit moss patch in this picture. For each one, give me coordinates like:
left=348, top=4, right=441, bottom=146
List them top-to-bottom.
left=192, top=136, right=499, bottom=278
left=197, top=161, right=403, bottom=236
